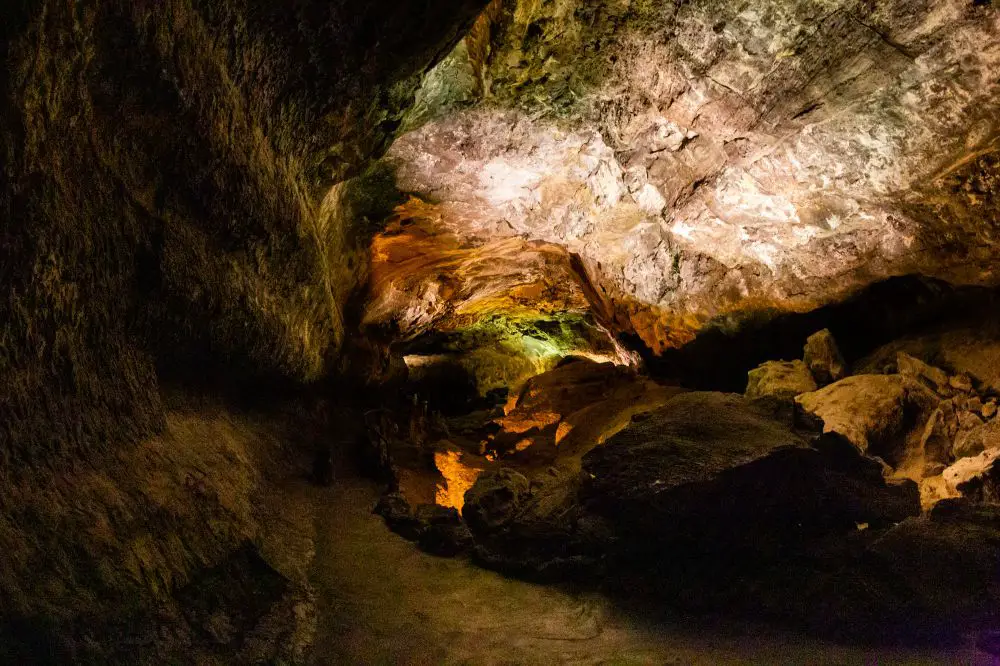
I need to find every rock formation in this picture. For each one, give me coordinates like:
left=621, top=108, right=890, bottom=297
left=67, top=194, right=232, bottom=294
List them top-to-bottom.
left=5, top=0, right=1000, bottom=660
left=379, top=0, right=1000, bottom=354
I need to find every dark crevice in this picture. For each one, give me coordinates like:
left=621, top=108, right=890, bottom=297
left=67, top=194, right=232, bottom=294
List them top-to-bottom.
left=635, top=275, right=1000, bottom=392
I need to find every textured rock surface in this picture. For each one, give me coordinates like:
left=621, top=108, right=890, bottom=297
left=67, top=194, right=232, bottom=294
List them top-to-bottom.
left=0, top=0, right=487, bottom=656
left=1, top=0, right=487, bottom=464
left=381, top=0, right=1000, bottom=353
left=362, top=199, right=630, bottom=392
left=859, top=318, right=1000, bottom=393
left=803, top=329, right=847, bottom=385
left=745, top=360, right=818, bottom=400
left=795, top=375, right=915, bottom=455
left=583, top=394, right=919, bottom=556
left=463, top=468, right=532, bottom=534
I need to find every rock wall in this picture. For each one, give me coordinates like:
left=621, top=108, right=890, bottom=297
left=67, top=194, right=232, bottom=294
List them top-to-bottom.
left=0, top=0, right=486, bottom=465
left=0, top=0, right=486, bottom=657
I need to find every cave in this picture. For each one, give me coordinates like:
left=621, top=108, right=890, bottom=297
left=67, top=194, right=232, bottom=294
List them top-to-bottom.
left=4, top=0, right=1000, bottom=663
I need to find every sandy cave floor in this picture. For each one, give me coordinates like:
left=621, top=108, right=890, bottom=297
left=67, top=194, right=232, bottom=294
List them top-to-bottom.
left=272, top=471, right=992, bottom=666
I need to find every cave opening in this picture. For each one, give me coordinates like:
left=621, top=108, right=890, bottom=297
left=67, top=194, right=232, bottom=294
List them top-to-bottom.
left=3, top=0, right=1000, bottom=663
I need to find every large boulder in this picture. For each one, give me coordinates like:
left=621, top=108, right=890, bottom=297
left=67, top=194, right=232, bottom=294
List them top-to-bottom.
left=857, top=321, right=1000, bottom=395
left=803, top=329, right=846, bottom=386
left=896, top=352, right=952, bottom=396
left=745, top=360, right=817, bottom=401
left=795, top=375, right=910, bottom=455
left=583, top=393, right=920, bottom=561
left=953, top=418, right=1000, bottom=460
left=952, top=452, right=1000, bottom=505
left=462, top=467, right=604, bottom=580
left=462, top=469, right=531, bottom=534
left=374, top=493, right=474, bottom=556
left=863, top=500, right=1000, bottom=638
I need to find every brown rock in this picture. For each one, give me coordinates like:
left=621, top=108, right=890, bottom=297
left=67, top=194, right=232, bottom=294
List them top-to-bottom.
left=803, top=329, right=846, bottom=386
left=896, top=352, right=950, bottom=394
left=745, top=360, right=818, bottom=400
left=949, top=373, right=974, bottom=393
left=795, top=375, right=909, bottom=456
left=584, top=395, right=920, bottom=561
left=965, top=396, right=984, bottom=414
left=940, top=399, right=960, bottom=437
left=984, top=400, right=998, bottom=420
left=918, top=408, right=953, bottom=468
left=958, top=410, right=985, bottom=432
left=953, top=419, right=1000, bottom=460
left=943, top=449, right=1000, bottom=501
left=956, top=458, right=1000, bottom=505
left=463, top=469, right=531, bottom=533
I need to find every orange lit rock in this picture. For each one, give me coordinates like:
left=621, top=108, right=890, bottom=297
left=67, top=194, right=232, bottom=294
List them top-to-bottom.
left=364, top=199, right=592, bottom=339
left=434, top=446, right=488, bottom=511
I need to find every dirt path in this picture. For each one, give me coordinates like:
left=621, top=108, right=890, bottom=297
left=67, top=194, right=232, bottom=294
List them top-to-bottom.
left=296, top=475, right=990, bottom=666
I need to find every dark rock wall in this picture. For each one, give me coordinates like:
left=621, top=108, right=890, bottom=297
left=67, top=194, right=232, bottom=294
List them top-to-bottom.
left=0, top=0, right=486, bottom=467
left=0, top=1, right=486, bottom=658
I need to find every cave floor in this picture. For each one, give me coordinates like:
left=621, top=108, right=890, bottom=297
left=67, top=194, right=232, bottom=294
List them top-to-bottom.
left=288, top=472, right=990, bottom=665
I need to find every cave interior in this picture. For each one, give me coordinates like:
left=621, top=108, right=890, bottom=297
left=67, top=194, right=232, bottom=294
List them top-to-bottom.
left=3, top=0, right=1000, bottom=663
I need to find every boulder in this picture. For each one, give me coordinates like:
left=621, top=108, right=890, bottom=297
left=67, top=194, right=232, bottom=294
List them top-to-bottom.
left=856, top=323, right=1000, bottom=395
left=803, top=329, right=846, bottom=385
left=896, top=352, right=951, bottom=395
left=745, top=360, right=817, bottom=400
left=950, top=373, right=974, bottom=393
left=794, top=375, right=910, bottom=456
left=583, top=393, right=920, bottom=561
left=965, top=396, right=984, bottom=414
left=939, top=398, right=960, bottom=437
left=953, top=418, right=1000, bottom=459
left=942, top=449, right=1000, bottom=500
left=956, top=458, right=1000, bottom=505
left=464, top=467, right=604, bottom=580
left=462, top=469, right=531, bottom=533
left=374, top=492, right=423, bottom=541
left=374, top=493, right=474, bottom=556
left=864, top=500, right=1000, bottom=637
left=413, top=504, right=473, bottom=557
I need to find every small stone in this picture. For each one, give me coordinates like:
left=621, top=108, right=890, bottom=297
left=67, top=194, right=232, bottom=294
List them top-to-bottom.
left=803, top=329, right=847, bottom=386
left=950, top=373, right=974, bottom=393
left=967, top=396, right=984, bottom=414
left=984, top=401, right=998, bottom=420
left=958, top=410, right=985, bottom=432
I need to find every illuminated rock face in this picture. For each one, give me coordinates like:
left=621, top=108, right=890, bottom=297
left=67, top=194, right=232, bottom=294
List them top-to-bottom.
left=385, top=0, right=1000, bottom=352
left=363, top=198, right=634, bottom=393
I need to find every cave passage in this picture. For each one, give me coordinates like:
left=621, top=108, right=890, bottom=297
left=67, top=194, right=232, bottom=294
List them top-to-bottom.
left=3, top=0, right=1000, bottom=664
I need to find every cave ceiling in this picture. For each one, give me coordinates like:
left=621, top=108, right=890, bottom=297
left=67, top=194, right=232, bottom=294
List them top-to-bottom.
left=369, top=0, right=1000, bottom=358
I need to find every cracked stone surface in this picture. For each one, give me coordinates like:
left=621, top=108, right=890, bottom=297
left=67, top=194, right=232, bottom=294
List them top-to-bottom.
left=384, top=0, right=1000, bottom=352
